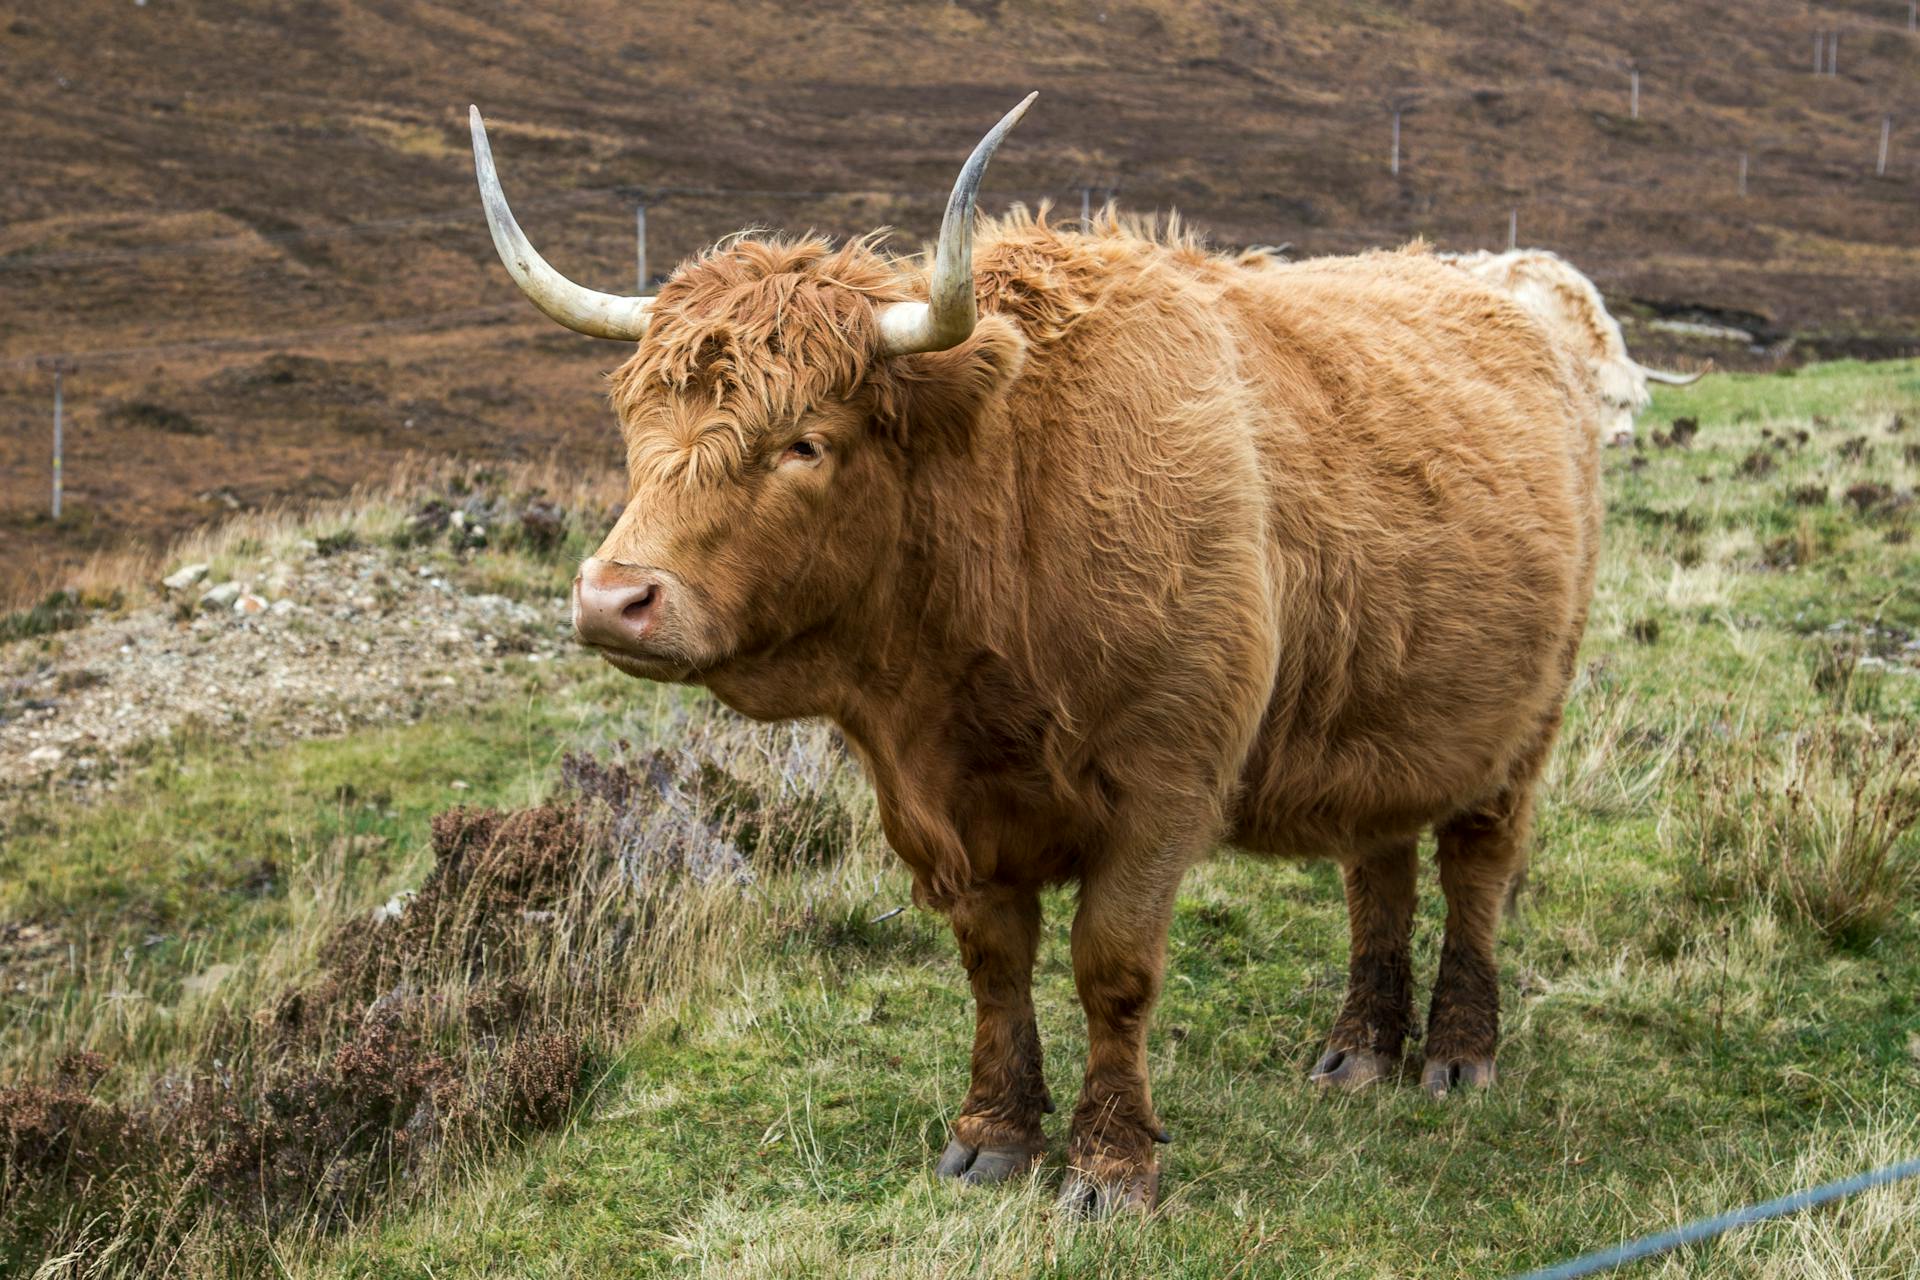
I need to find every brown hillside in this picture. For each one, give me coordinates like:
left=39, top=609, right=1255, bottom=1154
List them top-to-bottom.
left=3, top=0, right=1918, bottom=603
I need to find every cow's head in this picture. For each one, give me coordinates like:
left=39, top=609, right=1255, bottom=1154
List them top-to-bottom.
left=468, top=98, right=1033, bottom=700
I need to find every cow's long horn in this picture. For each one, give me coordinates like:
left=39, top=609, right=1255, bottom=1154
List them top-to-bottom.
left=876, top=93, right=1037, bottom=357
left=470, top=106, right=652, bottom=341
left=1640, top=365, right=1705, bottom=386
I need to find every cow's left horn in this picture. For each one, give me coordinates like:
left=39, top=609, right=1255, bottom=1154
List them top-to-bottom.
left=876, top=93, right=1037, bottom=357
left=470, top=106, right=653, bottom=342
left=1640, top=365, right=1706, bottom=386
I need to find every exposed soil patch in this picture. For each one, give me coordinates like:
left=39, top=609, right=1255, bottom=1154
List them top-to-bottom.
left=0, top=544, right=568, bottom=796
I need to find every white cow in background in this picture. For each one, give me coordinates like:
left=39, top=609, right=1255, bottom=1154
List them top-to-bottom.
left=1443, top=249, right=1703, bottom=445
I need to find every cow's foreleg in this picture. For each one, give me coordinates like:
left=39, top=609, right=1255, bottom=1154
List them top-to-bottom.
left=1424, top=792, right=1531, bottom=1096
left=1311, top=836, right=1418, bottom=1088
left=1058, top=855, right=1180, bottom=1216
left=935, top=881, right=1050, bottom=1184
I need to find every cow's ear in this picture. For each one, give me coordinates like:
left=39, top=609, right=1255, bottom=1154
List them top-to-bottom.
left=872, top=314, right=1026, bottom=450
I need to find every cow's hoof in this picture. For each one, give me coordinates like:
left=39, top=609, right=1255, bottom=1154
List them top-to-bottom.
left=1309, top=1046, right=1395, bottom=1089
left=1421, top=1056, right=1496, bottom=1098
left=935, top=1137, right=1037, bottom=1185
left=1057, top=1162, right=1160, bottom=1218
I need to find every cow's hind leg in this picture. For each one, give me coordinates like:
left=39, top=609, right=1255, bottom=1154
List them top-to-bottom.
left=1423, top=790, right=1532, bottom=1096
left=1311, top=836, right=1418, bottom=1089
left=935, top=881, right=1051, bottom=1184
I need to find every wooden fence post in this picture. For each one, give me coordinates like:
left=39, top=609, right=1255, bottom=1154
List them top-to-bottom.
left=635, top=202, right=648, bottom=291
left=51, top=362, right=65, bottom=521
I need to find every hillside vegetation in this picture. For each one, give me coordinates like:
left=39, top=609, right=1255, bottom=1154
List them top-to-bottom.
left=5, top=0, right=1920, bottom=601
left=1, top=362, right=1917, bottom=1276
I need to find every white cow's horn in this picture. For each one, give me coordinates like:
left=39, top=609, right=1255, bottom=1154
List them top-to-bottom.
left=876, top=93, right=1037, bottom=357
left=470, top=106, right=653, bottom=341
left=1639, top=364, right=1705, bottom=386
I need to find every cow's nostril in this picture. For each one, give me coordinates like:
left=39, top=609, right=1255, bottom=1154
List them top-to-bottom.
left=575, top=560, right=672, bottom=653
left=622, top=585, right=657, bottom=621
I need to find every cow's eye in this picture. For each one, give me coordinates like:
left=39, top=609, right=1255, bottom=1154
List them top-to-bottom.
left=781, top=439, right=824, bottom=466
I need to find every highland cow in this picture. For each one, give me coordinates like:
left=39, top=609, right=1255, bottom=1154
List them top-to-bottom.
left=470, top=95, right=1602, bottom=1214
left=1442, top=248, right=1703, bottom=445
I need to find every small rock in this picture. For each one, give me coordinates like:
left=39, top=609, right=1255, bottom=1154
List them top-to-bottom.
left=450, top=510, right=467, bottom=531
left=163, top=562, right=210, bottom=591
left=198, top=582, right=241, bottom=611
left=233, top=593, right=268, bottom=616
left=270, top=598, right=297, bottom=616
left=25, top=745, right=64, bottom=765
left=450, top=779, right=470, bottom=790
left=371, top=892, right=414, bottom=923
left=182, top=962, right=238, bottom=995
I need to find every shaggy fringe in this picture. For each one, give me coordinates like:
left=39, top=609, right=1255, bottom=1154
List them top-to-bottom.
left=603, top=209, right=1242, bottom=491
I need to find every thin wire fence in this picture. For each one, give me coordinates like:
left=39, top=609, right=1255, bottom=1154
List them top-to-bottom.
left=1508, top=1155, right=1920, bottom=1280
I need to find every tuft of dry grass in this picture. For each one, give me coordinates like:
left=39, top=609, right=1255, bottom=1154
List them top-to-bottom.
left=6, top=453, right=625, bottom=615
left=1546, top=688, right=1690, bottom=821
left=1682, top=725, right=1920, bottom=948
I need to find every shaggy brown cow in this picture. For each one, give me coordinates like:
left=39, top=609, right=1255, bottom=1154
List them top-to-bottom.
left=470, top=97, right=1601, bottom=1214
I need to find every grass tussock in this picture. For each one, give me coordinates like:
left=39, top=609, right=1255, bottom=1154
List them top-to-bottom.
left=0, top=591, right=112, bottom=646
left=1682, top=725, right=1920, bottom=948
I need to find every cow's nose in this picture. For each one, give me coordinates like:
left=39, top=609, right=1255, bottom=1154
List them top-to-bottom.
left=574, top=558, right=666, bottom=650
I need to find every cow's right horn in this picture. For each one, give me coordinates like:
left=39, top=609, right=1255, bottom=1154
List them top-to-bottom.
left=876, top=93, right=1037, bottom=357
left=470, top=106, right=653, bottom=342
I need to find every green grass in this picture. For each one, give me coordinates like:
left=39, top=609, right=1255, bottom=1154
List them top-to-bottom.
left=5, top=361, right=1920, bottom=1278
left=0, top=590, right=100, bottom=645
left=316, top=867, right=1918, bottom=1279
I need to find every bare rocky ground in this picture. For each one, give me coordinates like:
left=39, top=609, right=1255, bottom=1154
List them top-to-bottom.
left=0, top=541, right=573, bottom=795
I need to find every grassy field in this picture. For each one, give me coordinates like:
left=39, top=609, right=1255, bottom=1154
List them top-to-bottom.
left=4, top=360, right=1918, bottom=1278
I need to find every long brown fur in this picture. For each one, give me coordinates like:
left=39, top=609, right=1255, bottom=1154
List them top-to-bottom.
left=586, top=207, right=1602, bottom=1204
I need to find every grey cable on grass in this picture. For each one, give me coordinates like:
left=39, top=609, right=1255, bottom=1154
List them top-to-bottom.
left=1508, top=1156, right=1920, bottom=1280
